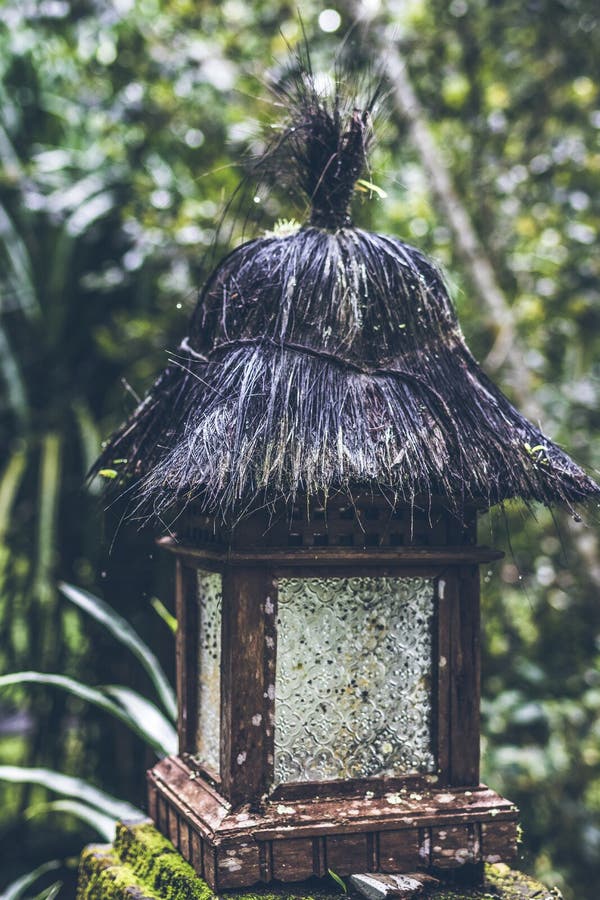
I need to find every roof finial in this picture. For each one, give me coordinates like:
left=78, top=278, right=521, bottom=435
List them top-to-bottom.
left=261, top=60, right=381, bottom=229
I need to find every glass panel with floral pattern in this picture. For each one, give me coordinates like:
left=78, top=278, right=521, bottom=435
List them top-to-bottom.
left=194, top=570, right=222, bottom=774
left=274, top=576, right=436, bottom=784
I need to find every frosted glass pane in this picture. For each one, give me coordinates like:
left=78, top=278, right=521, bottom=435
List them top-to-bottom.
left=195, top=570, right=222, bottom=773
left=274, top=576, right=435, bottom=784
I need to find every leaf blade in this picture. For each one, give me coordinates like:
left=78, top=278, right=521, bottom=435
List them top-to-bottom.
left=58, top=582, right=177, bottom=721
left=0, top=672, right=174, bottom=756
left=0, top=765, right=144, bottom=821
left=26, top=799, right=116, bottom=842
left=1, top=860, right=61, bottom=900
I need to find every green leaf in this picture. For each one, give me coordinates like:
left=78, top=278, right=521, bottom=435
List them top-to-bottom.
left=355, top=178, right=388, bottom=199
left=65, top=191, right=116, bottom=237
left=0, top=202, right=38, bottom=317
left=0, top=324, right=29, bottom=426
left=72, top=400, right=102, bottom=493
left=0, top=444, right=27, bottom=544
left=98, top=468, right=118, bottom=479
left=58, top=582, right=177, bottom=722
left=150, top=596, right=178, bottom=634
left=0, top=672, right=175, bottom=756
left=105, top=685, right=177, bottom=755
left=0, top=766, right=144, bottom=822
left=26, top=799, right=116, bottom=841
left=1, top=860, right=61, bottom=900
left=328, top=869, right=348, bottom=893
left=31, top=883, right=63, bottom=900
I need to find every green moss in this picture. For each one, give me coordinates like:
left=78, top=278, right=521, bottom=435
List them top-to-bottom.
left=114, top=822, right=212, bottom=900
left=77, top=823, right=561, bottom=900
left=76, top=845, right=163, bottom=900
left=485, top=864, right=562, bottom=900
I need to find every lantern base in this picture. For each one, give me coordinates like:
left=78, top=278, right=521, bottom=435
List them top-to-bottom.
left=148, top=756, right=519, bottom=891
left=78, top=821, right=559, bottom=900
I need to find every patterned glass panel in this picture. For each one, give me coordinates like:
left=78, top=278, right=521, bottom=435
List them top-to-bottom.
left=195, top=570, right=222, bottom=773
left=274, top=576, right=435, bottom=784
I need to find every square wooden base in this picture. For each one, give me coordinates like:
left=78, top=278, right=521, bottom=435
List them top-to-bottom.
left=148, top=757, right=519, bottom=890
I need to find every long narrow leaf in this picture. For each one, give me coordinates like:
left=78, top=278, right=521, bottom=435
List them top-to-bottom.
left=0, top=202, right=38, bottom=316
left=0, top=325, right=29, bottom=425
left=72, top=400, right=101, bottom=493
left=35, top=434, right=61, bottom=662
left=0, top=445, right=27, bottom=542
left=0, top=446, right=27, bottom=591
left=58, top=582, right=177, bottom=721
left=150, top=597, right=177, bottom=634
left=0, top=672, right=174, bottom=756
left=105, top=686, right=177, bottom=755
left=0, top=766, right=144, bottom=822
left=26, top=799, right=116, bottom=842
left=1, top=860, right=60, bottom=900
left=31, top=883, right=62, bottom=900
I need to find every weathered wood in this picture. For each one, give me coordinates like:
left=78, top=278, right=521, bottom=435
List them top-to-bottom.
left=177, top=498, right=481, bottom=552
left=153, top=501, right=515, bottom=890
left=159, top=536, right=503, bottom=567
left=175, top=560, right=200, bottom=755
left=220, top=567, right=277, bottom=807
left=448, top=567, right=481, bottom=785
left=433, top=575, right=451, bottom=784
left=152, top=756, right=517, bottom=838
left=149, top=757, right=518, bottom=890
left=148, top=758, right=229, bottom=834
left=272, top=774, right=442, bottom=803
left=147, top=781, right=158, bottom=822
left=167, top=801, right=179, bottom=848
left=178, top=819, right=190, bottom=863
left=481, top=820, right=518, bottom=864
left=80, top=821, right=560, bottom=898
left=430, top=824, right=480, bottom=869
left=190, top=828, right=203, bottom=876
left=379, top=830, right=421, bottom=872
left=326, top=833, right=370, bottom=873
left=215, top=836, right=261, bottom=888
left=271, top=837, right=315, bottom=881
left=202, top=843, right=216, bottom=889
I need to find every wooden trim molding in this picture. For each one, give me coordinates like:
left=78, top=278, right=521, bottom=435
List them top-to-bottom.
left=158, top=537, right=503, bottom=568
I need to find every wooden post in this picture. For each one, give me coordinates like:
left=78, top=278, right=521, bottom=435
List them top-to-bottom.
left=175, top=559, right=199, bottom=755
left=448, top=566, right=481, bottom=785
left=220, top=567, right=277, bottom=807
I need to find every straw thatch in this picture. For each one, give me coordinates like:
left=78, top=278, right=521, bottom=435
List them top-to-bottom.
left=95, top=69, right=599, bottom=523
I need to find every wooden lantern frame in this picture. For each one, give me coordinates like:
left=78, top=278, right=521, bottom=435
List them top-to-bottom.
left=148, top=498, right=519, bottom=889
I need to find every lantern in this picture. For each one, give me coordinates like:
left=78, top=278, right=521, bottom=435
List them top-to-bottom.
left=96, top=71, right=599, bottom=890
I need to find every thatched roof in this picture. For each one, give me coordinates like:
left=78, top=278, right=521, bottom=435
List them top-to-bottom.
left=96, top=71, right=599, bottom=523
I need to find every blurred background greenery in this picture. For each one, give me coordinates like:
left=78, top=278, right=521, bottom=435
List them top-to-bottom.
left=0, top=1, right=599, bottom=897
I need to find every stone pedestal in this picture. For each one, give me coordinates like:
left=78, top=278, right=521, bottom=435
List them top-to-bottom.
left=77, top=821, right=561, bottom=900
